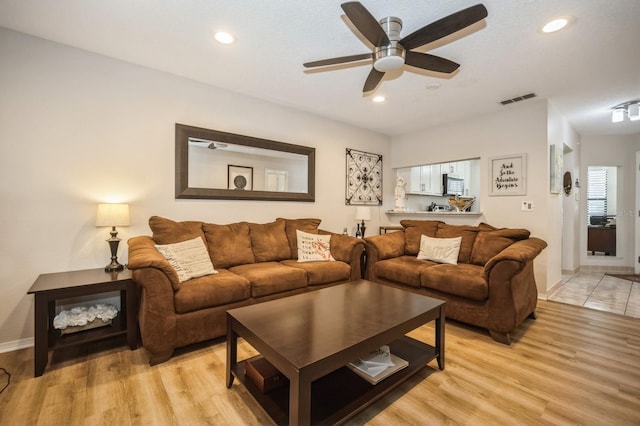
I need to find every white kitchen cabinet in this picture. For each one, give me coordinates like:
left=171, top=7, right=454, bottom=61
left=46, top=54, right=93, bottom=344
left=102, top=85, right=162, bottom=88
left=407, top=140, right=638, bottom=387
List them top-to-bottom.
left=396, top=160, right=476, bottom=197
left=427, top=164, right=442, bottom=195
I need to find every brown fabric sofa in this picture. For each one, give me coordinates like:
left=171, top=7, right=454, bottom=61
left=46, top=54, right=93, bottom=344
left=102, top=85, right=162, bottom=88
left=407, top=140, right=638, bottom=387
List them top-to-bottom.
left=127, top=216, right=365, bottom=365
left=364, top=220, right=547, bottom=344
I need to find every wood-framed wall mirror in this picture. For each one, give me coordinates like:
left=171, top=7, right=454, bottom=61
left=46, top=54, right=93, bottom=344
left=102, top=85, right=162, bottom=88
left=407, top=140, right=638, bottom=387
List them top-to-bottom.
left=175, top=124, right=315, bottom=201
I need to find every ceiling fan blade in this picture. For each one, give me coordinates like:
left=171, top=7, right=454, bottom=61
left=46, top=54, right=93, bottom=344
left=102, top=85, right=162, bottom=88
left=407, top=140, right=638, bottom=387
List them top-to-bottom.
left=341, top=1, right=390, bottom=47
left=400, top=4, right=488, bottom=50
left=405, top=51, right=460, bottom=73
left=303, top=53, right=372, bottom=68
left=363, top=68, right=385, bottom=92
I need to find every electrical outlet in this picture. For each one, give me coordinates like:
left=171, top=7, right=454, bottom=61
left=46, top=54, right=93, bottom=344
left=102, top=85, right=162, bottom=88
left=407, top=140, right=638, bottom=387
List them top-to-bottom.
left=521, top=201, right=534, bottom=211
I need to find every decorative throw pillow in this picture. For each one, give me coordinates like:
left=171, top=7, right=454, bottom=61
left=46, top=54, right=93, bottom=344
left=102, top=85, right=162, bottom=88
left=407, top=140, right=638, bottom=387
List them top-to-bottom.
left=296, top=230, right=335, bottom=262
left=417, top=235, right=462, bottom=265
left=155, top=237, right=218, bottom=283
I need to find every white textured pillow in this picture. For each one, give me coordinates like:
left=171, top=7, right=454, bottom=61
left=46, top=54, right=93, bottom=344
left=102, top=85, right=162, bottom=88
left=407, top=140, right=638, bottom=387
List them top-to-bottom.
left=296, top=230, right=335, bottom=262
left=417, top=235, right=462, bottom=265
left=155, top=236, right=217, bottom=283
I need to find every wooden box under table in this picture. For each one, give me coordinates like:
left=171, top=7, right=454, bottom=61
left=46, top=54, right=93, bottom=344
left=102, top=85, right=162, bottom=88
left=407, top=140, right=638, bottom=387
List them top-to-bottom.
left=245, top=357, right=288, bottom=393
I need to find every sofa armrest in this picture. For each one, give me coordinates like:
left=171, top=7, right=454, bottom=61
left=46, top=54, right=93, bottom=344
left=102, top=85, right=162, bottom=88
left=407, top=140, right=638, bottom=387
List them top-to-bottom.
left=315, top=230, right=364, bottom=264
left=363, top=231, right=406, bottom=280
left=364, top=232, right=406, bottom=260
left=127, top=236, right=180, bottom=287
left=127, top=236, right=178, bottom=358
left=482, top=237, right=547, bottom=334
left=483, top=237, right=547, bottom=281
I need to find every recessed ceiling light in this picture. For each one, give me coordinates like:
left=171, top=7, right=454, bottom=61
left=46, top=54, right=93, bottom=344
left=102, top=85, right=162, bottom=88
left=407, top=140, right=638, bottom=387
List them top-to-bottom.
left=542, top=17, right=570, bottom=33
left=214, top=31, right=235, bottom=44
left=426, top=82, right=441, bottom=91
left=372, top=95, right=386, bottom=103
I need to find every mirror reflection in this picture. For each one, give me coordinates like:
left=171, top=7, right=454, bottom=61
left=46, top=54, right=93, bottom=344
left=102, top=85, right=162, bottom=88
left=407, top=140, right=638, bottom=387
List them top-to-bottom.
left=175, top=124, right=315, bottom=201
left=188, top=138, right=309, bottom=193
left=587, top=165, right=617, bottom=256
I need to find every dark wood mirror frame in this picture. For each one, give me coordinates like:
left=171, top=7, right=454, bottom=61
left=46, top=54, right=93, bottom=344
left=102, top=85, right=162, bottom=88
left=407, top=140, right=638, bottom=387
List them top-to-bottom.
left=175, top=123, right=315, bottom=201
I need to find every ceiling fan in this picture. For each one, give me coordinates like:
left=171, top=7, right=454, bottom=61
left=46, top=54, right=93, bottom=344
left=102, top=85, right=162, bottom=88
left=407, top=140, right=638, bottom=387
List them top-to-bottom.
left=303, top=2, right=488, bottom=92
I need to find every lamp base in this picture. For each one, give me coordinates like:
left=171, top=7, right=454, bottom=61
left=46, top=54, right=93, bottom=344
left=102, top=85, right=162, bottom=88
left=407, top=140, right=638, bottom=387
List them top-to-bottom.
left=104, top=228, right=124, bottom=273
left=105, top=261, right=125, bottom=272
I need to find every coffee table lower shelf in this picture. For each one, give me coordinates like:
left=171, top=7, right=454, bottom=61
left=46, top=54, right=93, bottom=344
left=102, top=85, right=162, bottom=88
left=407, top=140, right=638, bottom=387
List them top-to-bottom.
left=232, top=336, right=437, bottom=426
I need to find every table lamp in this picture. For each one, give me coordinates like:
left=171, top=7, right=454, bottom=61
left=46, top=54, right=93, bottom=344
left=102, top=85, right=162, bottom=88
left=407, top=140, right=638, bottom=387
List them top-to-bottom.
left=96, top=203, right=130, bottom=272
left=355, top=206, right=371, bottom=238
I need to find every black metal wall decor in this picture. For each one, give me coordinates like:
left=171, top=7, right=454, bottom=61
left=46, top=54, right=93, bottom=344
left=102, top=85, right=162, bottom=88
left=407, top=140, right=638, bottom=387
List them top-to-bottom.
left=345, top=148, right=383, bottom=205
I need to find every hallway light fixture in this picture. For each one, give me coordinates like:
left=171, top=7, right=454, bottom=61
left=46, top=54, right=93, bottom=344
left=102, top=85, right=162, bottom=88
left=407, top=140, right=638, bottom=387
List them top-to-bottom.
left=611, top=100, right=640, bottom=123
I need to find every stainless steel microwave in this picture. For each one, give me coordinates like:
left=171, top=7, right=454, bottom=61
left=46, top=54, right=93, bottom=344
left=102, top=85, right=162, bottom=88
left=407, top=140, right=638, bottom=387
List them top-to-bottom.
left=443, top=174, right=464, bottom=196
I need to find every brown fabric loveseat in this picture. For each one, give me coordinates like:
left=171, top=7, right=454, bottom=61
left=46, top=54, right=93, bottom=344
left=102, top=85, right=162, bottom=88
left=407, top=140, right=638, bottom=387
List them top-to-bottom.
left=127, top=216, right=365, bottom=364
left=364, top=220, right=547, bottom=344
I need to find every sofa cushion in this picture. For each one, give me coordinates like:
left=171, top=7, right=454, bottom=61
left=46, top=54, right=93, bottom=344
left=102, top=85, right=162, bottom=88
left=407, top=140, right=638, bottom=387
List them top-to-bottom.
left=149, top=216, right=205, bottom=244
left=278, top=218, right=322, bottom=259
left=249, top=219, right=291, bottom=262
left=400, top=220, right=442, bottom=255
left=203, top=222, right=255, bottom=269
left=435, top=223, right=479, bottom=264
left=470, top=227, right=531, bottom=266
left=296, top=230, right=335, bottom=262
left=417, top=235, right=462, bottom=265
left=155, top=236, right=217, bottom=283
left=375, top=256, right=437, bottom=288
left=281, top=259, right=350, bottom=285
left=229, top=262, right=307, bottom=298
left=421, top=263, right=488, bottom=301
left=173, top=270, right=251, bottom=314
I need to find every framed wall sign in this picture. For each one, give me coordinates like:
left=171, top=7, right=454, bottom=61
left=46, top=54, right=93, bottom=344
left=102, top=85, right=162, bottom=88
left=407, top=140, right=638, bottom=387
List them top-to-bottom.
left=345, top=148, right=383, bottom=205
left=489, top=153, right=527, bottom=196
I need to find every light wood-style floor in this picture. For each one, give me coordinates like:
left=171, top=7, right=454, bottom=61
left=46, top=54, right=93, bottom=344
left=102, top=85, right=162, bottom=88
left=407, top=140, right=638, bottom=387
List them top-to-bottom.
left=1, top=299, right=639, bottom=425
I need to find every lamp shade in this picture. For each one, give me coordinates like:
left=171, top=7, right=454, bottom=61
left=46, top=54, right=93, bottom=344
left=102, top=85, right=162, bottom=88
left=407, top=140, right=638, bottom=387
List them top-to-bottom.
left=96, top=203, right=130, bottom=227
left=355, top=206, right=371, bottom=221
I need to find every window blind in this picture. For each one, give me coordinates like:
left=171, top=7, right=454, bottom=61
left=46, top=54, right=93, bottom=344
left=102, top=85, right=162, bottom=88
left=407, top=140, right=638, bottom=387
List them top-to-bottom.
left=587, top=168, right=607, bottom=224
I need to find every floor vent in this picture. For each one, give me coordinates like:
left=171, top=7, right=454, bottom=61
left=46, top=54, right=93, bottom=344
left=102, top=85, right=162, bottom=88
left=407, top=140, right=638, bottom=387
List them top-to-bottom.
left=499, top=93, right=536, bottom=105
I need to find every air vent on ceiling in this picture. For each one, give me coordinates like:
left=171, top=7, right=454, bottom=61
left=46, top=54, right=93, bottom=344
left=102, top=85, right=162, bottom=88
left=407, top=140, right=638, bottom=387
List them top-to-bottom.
left=499, top=93, right=536, bottom=105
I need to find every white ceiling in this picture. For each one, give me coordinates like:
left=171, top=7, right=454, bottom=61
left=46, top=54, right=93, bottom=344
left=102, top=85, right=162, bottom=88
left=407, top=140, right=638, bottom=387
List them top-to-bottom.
left=1, top=0, right=639, bottom=137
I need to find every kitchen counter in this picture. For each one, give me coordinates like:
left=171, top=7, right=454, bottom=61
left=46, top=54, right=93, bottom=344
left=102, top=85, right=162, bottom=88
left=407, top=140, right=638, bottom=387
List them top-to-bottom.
left=386, top=210, right=482, bottom=216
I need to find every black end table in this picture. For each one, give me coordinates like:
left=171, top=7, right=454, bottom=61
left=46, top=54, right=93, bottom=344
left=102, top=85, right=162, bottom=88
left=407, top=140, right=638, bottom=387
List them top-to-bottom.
left=27, top=268, right=138, bottom=377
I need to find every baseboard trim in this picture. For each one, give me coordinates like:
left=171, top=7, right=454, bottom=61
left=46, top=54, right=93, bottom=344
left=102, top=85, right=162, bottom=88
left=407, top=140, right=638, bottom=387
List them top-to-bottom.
left=579, top=265, right=635, bottom=274
left=561, top=267, right=580, bottom=276
left=0, top=337, right=33, bottom=354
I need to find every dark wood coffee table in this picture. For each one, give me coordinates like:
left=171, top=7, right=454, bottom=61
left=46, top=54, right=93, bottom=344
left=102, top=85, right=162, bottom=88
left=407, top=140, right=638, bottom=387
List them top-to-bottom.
left=226, top=280, right=445, bottom=426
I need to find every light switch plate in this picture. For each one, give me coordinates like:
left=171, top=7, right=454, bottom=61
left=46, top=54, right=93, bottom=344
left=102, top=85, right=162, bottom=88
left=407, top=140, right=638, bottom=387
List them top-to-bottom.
left=521, top=201, right=534, bottom=211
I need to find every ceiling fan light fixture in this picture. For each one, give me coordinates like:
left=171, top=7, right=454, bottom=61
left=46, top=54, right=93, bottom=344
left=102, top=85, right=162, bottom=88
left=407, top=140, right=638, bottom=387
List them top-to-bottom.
left=373, top=44, right=405, bottom=72
left=374, top=55, right=404, bottom=72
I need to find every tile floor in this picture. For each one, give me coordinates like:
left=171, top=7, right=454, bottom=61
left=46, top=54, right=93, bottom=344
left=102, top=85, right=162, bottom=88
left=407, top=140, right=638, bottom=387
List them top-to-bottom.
left=549, top=272, right=640, bottom=318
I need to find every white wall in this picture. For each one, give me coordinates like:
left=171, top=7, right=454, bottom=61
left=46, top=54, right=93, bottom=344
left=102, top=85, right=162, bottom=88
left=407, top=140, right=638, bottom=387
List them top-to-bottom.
left=0, top=28, right=392, bottom=346
left=391, top=100, right=555, bottom=296
left=548, top=102, right=581, bottom=280
left=580, top=134, right=640, bottom=269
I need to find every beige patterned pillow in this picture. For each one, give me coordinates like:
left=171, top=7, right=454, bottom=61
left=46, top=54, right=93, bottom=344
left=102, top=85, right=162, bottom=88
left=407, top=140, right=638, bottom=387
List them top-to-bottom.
left=296, top=230, right=335, bottom=262
left=417, top=235, right=462, bottom=265
left=155, top=237, right=217, bottom=283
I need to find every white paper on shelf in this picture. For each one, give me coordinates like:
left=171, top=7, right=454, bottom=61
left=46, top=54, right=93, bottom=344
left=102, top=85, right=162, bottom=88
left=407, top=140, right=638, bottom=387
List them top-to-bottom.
left=349, top=345, right=395, bottom=377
